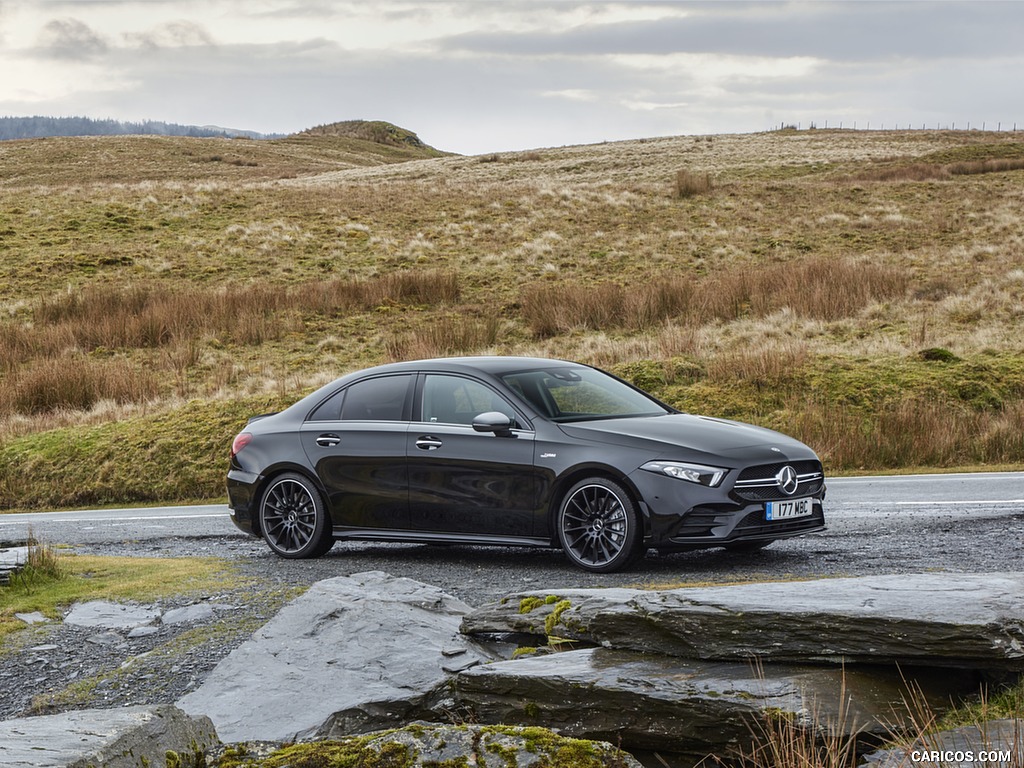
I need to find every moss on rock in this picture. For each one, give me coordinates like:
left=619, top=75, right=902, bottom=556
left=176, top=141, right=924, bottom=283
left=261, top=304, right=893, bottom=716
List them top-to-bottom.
left=209, top=724, right=639, bottom=768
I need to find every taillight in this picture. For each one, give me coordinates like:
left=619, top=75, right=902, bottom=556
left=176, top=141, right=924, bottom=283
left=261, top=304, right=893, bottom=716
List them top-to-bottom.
left=231, top=432, right=253, bottom=458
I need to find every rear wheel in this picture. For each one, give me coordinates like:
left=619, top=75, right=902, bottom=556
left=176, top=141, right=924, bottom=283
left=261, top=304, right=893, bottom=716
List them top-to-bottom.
left=259, top=473, right=334, bottom=559
left=557, top=478, right=643, bottom=573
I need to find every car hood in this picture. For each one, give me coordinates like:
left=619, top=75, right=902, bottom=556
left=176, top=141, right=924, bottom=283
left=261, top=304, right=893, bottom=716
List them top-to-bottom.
left=558, top=413, right=817, bottom=464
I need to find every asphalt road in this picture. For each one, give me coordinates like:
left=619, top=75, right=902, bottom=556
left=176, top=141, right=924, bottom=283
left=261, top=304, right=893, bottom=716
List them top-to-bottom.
left=2, top=472, right=1022, bottom=601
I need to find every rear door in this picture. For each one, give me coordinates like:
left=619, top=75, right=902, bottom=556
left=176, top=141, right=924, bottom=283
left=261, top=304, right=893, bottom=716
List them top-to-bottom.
left=300, top=373, right=413, bottom=531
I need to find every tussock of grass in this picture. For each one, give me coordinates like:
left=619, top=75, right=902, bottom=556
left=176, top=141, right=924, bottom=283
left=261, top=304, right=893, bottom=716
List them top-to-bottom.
left=674, top=168, right=713, bottom=197
left=3, top=270, right=458, bottom=370
left=385, top=313, right=501, bottom=360
left=1, top=357, right=160, bottom=415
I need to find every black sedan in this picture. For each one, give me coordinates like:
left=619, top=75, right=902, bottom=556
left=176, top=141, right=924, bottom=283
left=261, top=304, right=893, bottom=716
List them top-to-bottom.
left=227, top=356, right=825, bottom=572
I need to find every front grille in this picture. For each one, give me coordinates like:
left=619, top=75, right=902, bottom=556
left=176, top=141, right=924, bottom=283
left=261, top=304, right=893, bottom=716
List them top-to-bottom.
left=733, top=460, right=824, bottom=502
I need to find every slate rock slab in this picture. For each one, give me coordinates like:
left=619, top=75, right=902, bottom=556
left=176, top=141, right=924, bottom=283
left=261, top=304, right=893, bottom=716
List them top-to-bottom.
left=177, top=570, right=500, bottom=743
left=462, top=573, right=1024, bottom=669
left=63, top=601, right=161, bottom=630
left=162, top=603, right=216, bottom=625
left=14, top=611, right=50, bottom=625
left=451, top=647, right=978, bottom=759
left=0, top=704, right=218, bottom=768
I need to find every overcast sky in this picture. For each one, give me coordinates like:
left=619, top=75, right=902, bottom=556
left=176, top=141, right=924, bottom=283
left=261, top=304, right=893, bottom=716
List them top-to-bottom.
left=1, top=1, right=1021, bottom=155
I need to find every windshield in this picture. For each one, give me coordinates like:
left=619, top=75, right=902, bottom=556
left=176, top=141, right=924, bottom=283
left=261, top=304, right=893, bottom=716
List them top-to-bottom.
left=499, top=366, right=670, bottom=422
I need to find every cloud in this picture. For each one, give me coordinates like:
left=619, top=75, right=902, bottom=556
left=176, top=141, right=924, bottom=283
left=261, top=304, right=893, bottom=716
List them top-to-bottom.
left=438, top=2, right=1024, bottom=61
left=36, top=17, right=108, bottom=60
left=125, top=19, right=214, bottom=50
left=542, top=89, right=598, bottom=103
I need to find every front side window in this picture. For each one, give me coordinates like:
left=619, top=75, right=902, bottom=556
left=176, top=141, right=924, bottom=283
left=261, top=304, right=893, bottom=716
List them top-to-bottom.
left=339, top=375, right=411, bottom=421
left=422, top=375, right=517, bottom=426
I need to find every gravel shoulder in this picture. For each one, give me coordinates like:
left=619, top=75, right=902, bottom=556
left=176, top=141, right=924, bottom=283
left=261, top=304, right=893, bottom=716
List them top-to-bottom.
left=2, top=506, right=1022, bottom=723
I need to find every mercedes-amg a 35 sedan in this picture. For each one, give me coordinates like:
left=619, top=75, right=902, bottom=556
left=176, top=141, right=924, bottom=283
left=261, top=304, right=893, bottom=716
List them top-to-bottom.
left=227, top=356, right=825, bottom=572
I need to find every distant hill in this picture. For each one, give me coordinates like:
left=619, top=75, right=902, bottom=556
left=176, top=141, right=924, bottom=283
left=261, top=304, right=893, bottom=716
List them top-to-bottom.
left=0, top=116, right=275, bottom=141
left=296, top=120, right=437, bottom=151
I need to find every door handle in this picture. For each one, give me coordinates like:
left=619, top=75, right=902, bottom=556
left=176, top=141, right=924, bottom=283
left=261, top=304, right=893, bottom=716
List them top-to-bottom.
left=316, top=433, right=341, bottom=447
left=415, top=436, right=443, bottom=451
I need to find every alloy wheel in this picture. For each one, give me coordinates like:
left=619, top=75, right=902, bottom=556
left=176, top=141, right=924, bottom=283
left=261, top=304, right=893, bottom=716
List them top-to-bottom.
left=261, top=477, right=320, bottom=555
left=559, top=483, right=632, bottom=569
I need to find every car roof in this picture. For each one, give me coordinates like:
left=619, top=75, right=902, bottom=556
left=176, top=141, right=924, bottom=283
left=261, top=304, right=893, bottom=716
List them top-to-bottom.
left=370, top=356, right=586, bottom=376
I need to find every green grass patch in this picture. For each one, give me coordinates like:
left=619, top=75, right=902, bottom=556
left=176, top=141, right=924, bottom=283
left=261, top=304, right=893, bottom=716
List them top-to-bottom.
left=0, top=394, right=292, bottom=510
left=1, top=549, right=238, bottom=642
left=938, top=679, right=1024, bottom=729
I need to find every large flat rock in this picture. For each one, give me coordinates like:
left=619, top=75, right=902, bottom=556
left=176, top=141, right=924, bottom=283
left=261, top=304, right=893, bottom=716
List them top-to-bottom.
left=177, top=570, right=500, bottom=743
left=461, top=573, right=1024, bottom=669
left=451, top=647, right=978, bottom=759
left=0, top=705, right=218, bottom=768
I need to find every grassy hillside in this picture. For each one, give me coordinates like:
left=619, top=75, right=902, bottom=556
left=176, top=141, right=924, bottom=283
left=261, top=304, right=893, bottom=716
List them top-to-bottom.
left=1, top=128, right=1023, bottom=509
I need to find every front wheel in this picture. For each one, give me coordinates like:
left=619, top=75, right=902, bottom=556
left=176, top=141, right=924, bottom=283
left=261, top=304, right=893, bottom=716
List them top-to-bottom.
left=259, top=473, right=334, bottom=559
left=557, top=478, right=643, bottom=573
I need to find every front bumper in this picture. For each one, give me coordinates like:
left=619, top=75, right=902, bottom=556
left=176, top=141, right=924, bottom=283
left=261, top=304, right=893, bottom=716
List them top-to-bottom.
left=630, top=464, right=826, bottom=551
left=656, top=499, right=826, bottom=551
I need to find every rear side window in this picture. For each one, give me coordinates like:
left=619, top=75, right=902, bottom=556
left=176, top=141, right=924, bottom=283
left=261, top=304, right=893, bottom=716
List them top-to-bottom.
left=339, top=375, right=411, bottom=421
left=308, top=389, right=345, bottom=421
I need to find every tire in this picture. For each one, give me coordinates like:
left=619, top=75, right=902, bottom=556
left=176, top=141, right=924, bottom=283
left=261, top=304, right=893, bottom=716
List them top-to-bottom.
left=259, top=472, right=334, bottom=559
left=556, top=477, right=643, bottom=573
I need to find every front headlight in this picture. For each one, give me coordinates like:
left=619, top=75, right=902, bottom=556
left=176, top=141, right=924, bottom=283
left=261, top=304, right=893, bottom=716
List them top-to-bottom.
left=640, top=460, right=727, bottom=487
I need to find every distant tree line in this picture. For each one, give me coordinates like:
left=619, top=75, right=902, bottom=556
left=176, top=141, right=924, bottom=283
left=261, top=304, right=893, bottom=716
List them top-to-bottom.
left=0, top=116, right=275, bottom=141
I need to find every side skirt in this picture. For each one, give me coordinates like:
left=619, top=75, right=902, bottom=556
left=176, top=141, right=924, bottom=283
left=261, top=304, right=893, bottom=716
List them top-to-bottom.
left=330, top=527, right=553, bottom=549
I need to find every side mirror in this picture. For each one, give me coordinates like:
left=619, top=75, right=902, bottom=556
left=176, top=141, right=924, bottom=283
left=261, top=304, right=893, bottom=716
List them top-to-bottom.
left=472, top=411, right=514, bottom=436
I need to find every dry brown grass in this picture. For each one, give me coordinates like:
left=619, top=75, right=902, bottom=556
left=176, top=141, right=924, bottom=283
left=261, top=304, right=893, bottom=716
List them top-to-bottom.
left=949, top=157, right=1024, bottom=175
left=674, top=168, right=713, bottom=197
left=520, top=257, right=908, bottom=337
left=2, top=270, right=458, bottom=365
left=385, top=314, right=502, bottom=361
left=0, top=357, right=160, bottom=415
left=791, top=400, right=1024, bottom=471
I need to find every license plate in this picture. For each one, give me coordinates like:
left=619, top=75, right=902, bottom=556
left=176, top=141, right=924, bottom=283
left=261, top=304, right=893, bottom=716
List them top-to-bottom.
left=765, top=497, right=813, bottom=521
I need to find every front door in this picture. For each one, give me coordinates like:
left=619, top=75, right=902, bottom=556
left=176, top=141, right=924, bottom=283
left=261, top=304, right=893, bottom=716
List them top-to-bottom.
left=407, top=374, right=543, bottom=537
